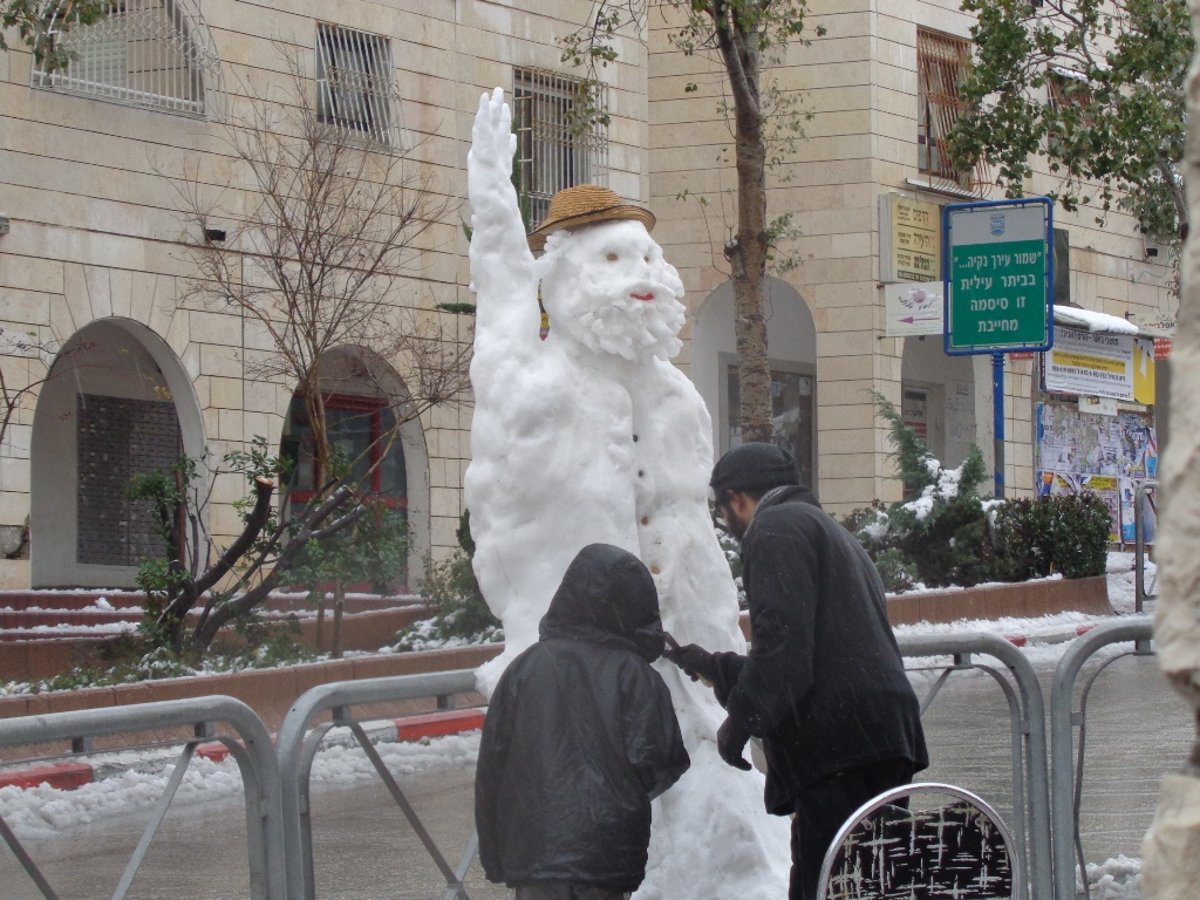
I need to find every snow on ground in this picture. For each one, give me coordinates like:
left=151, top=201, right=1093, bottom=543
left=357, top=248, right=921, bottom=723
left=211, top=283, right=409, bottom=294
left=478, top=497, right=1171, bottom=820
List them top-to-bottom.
left=0, top=552, right=1158, bottom=897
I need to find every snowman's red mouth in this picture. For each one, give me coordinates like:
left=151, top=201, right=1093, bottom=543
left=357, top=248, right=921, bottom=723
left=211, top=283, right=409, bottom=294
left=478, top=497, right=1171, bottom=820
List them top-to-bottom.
left=631, top=292, right=655, bottom=302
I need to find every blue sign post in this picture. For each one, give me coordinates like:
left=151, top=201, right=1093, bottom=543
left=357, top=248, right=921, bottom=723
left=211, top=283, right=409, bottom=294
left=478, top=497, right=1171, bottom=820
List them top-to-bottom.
left=943, top=197, right=1054, bottom=497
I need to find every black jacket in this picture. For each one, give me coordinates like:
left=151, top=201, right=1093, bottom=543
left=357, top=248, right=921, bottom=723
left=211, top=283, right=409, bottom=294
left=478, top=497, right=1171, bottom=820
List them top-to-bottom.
left=712, top=486, right=928, bottom=814
left=475, top=543, right=690, bottom=891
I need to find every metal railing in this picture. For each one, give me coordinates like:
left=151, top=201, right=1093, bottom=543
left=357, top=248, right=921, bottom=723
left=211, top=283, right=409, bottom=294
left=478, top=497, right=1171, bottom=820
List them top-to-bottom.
left=1049, top=615, right=1155, bottom=900
left=0, top=620, right=1170, bottom=900
left=898, top=632, right=1051, bottom=900
left=275, top=670, right=480, bottom=900
left=0, top=695, right=284, bottom=899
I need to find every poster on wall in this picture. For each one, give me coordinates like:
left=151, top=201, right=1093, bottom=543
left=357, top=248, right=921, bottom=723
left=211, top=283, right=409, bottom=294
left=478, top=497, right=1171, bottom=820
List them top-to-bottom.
left=1035, top=402, right=1158, bottom=542
left=1083, top=475, right=1121, bottom=544
left=1119, top=478, right=1158, bottom=544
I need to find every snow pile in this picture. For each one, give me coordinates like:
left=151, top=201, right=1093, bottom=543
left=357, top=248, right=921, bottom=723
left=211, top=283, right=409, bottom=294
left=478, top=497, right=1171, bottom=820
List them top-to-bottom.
left=1085, top=854, right=1142, bottom=898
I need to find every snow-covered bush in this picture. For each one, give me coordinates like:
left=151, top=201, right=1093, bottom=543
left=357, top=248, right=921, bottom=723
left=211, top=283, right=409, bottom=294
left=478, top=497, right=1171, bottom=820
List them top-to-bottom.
left=841, top=393, right=1109, bottom=591
left=840, top=394, right=1001, bottom=590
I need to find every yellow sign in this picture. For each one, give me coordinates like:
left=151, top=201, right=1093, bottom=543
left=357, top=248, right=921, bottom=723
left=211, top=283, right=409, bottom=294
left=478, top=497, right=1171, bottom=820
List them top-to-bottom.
left=888, top=195, right=941, bottom=282
left=1133, top=336, right=1155, bottom=405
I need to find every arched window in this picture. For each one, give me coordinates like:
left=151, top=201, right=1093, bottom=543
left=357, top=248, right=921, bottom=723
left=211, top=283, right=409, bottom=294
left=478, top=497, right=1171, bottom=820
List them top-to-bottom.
left=32, top=0, right=221, bottom=116
left=283, top=395, right=408, bottom=514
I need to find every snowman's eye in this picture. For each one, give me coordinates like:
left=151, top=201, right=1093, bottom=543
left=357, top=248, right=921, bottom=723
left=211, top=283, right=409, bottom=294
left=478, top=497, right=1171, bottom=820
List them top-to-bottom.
left=606, top=252, right=619, bottom=262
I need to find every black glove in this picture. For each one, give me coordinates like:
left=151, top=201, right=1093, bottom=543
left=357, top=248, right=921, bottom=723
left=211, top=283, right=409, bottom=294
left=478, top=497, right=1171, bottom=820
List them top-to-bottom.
left=662, top=642, right=719, bottom=683
left=717, top=717, right=753, bottom=771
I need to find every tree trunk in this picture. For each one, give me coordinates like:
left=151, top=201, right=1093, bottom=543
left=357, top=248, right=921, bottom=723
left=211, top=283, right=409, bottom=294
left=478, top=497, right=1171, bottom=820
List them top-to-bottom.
left=714, top=7, right=773, bottom=444
left=1140, top=7, right=1200, bottom=894
left=332, top=580, right=345, bottom=660
left=314, top=597, right=326, bottom=653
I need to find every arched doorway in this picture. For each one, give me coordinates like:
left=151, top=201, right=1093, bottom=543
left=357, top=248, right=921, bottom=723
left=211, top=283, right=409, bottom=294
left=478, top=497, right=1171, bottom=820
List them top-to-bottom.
left=691, top=277, right=819, bottom=486
left=30, top=318, right=205, bottom=587
left=900, top=337, right=989, bottom=470
left=279, top=347, right=429, bottom=586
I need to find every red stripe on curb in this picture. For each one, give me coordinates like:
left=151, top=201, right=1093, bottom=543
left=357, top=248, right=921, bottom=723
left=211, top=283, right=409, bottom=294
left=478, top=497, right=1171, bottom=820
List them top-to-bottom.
left=1076, top=624, right=1095, bottom=636
left=1005, top=635, right=1028, bottom=647
left=395, top=708, right=485, bottom=742
left=197, top=741, right=232, bottom=763
left=0, top=762, right=94, bottom=791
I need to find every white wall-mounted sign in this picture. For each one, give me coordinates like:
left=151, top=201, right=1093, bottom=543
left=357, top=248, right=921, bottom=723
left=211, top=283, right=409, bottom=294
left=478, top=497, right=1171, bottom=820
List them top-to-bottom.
left=885, top=280, right=944, bottom=336
left=1045, top=326, right=1156, bottom=403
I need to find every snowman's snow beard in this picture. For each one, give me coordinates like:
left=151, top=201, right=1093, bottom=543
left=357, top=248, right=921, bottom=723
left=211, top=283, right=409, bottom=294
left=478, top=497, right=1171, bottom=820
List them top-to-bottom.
left=543, top=267, right=685, bottom=364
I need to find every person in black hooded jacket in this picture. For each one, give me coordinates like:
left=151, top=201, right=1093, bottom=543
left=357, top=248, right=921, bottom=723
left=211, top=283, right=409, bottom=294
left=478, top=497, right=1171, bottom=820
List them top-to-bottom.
left=664, top=443, right=928, bottom=900
left=475, top=543, right=690, bottom=900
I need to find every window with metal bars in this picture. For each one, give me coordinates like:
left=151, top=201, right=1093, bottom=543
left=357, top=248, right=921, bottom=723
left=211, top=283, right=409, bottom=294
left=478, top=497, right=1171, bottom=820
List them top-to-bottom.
left=31, top=0, right=216, bottom=116
left=316, top=23, right=398, bottom=146
left=916, top=28, right=974, bottom=190
left=1046, top=67, right=1092, bottom=156
left=512, top=68, right=608, bottom=230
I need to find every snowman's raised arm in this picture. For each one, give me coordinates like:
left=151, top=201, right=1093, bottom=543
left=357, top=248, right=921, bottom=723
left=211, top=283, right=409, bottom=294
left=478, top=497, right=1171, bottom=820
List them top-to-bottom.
left=468, top=88, right=540, bottom=354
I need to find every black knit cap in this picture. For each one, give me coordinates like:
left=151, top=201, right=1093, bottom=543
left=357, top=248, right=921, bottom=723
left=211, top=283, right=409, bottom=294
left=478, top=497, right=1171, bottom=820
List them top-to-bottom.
left=710, top=442, right=800, bottom=494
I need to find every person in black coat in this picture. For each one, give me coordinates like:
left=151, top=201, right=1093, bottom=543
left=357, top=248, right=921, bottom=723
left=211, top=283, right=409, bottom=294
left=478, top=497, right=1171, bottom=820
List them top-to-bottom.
left=665, top=443, right=928, bottom=900
left=475, top=543, right=690, bottom=900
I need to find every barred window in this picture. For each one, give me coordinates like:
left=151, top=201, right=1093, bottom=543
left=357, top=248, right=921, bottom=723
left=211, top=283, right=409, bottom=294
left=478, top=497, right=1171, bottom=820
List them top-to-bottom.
left=31, top=0, right=218, bottom=116
left=316, top=23, right=399, bottom=146
left=916, top=28, right=975, bottom=190
left=1046, top=67, right=1091, bottom=155
left=512, top=68, right=608, bottom=230
left=76, top=394, right=181, bottom=567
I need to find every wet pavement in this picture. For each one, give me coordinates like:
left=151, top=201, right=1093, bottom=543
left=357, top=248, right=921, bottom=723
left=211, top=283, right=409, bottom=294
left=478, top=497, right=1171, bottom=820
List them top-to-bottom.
left=0, top=646, right=1192, bottom=898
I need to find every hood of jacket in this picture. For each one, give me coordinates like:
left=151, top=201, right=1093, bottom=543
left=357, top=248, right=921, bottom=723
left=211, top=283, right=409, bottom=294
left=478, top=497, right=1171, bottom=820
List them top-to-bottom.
left=539, top=543, right=665, bottom=662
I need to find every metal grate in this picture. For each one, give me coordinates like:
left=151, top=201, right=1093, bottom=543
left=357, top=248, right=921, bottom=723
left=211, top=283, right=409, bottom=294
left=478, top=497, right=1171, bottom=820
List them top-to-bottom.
left=32, top=0, right=220, bottom=116
left=316, top=23, right=400, bottom=147
left=916, top=28, right=986, bottom=194
left=513, top=67, right=608, bottom=230
left=76, top=394, right=181, bottom=567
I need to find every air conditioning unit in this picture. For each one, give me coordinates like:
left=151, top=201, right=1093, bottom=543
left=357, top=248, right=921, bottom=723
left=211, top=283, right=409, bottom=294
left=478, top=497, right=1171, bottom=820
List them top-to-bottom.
left=1143, top=235, right=1165, bottom=260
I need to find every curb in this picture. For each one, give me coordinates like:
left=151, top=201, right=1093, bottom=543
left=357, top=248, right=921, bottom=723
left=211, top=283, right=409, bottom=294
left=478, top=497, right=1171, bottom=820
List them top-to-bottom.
left=0, top=707, right=487, bottom=792
left=0, top=761, right=94, bottom=791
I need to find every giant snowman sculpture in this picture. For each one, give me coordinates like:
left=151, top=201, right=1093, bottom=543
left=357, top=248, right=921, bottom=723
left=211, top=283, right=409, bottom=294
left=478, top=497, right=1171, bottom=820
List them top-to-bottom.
left=465, top=88, right=789, bottom=898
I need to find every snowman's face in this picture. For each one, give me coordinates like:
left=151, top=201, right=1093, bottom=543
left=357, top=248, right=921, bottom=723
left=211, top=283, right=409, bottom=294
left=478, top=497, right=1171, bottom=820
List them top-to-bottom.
left=539, top=219, right=686, bottom=364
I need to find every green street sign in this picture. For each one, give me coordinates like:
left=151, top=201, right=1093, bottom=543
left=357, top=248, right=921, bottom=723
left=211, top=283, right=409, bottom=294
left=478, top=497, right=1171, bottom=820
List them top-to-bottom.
left=943, top=198, right=1054, bottom=355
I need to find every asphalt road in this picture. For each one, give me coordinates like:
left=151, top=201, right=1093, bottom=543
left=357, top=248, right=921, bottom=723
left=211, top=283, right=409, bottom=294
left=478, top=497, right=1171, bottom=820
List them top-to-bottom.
left=1, top=647, right=1192, bottom=898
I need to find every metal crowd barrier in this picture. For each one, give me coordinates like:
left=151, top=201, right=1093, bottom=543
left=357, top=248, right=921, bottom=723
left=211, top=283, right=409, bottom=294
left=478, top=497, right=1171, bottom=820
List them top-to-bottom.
left=1049, top=615, right=1155, bottom=900
left=0, top=620, right=1168, bottom=900
left=897, top=632, right=1051, bottom=900
left=275, top=669, right=480, bottom=900
left=0, top=695, right=284, bottom=899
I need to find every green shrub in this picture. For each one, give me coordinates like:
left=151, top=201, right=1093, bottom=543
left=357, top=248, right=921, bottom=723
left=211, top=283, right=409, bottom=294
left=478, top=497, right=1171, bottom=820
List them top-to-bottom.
left=992, top=493, right=1111, bottom=579
left=873, top=547, right=917, bottom=593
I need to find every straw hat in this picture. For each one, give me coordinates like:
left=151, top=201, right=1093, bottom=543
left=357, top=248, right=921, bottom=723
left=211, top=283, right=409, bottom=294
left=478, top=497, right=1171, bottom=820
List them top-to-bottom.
left=528, top=184, right=656, bottom=251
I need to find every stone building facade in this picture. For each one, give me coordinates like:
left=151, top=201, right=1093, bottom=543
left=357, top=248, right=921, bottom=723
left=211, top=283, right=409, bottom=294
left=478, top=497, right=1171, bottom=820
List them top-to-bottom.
left=0, top=0, right=1175, bottom=591
left=652, top=0, right=1176, bottom=515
